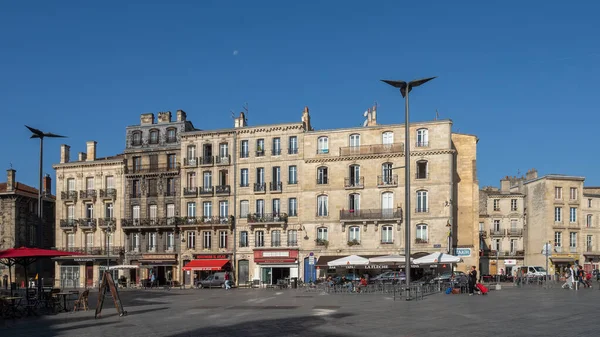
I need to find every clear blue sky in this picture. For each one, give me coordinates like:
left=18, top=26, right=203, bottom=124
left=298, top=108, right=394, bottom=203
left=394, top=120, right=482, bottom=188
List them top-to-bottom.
left=1, top=0, right=599, bottom=190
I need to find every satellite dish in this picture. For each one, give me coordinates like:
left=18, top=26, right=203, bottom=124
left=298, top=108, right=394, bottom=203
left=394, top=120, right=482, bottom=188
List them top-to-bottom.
left=363, top=110, right=369, bottom=117
left=363, top=120, right=369, bottom=127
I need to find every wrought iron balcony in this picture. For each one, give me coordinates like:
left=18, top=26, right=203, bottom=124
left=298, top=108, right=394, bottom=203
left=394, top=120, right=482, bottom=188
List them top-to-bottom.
left=415, top=141, right=429, bottom=147
left=339, top=143, right=404, bottom=156
left=288, top=147, right=298, bottom=155
left=316, top=148, right=329, bottom=154
left=271, top=149, right=282, bottom=156
left=256, top=150, right=265, bottom=157
left=215, top=155, right=231, bottom=165
left=199, top=156, right=214, bottom=166
left=183, top=157, right=198, bottom=167
left=127, top=164, right=180, bottom=174
left=377, top=175, right=398, bottom=187
left=344, top=177, right=364, bottom=189
left=270, top=182, right=282, bottom=193
left=254, top=183, right=266, bottom=193
left=215, top=185, right=231, bottom=195
left=199, top=186, right=214, bottom=196
left=183, top=187, right=198, bottom=197
left=99, top=188, right=117, bottom=199
left=79, top=189, right=97, bottom=200
left=164, top=190, right=177, bottom=197
left=61, top=191, right=78, bottom=201
left=129, top=192, right=142, bottom=199
left=415, top=207, right=429, bottom=213
left=340, top=208, right=403, bottom=221
left=247, top=213, right=288, bottom=224
left=182, top=216, right=230, bottom=225
left=98, top=217, right=116, bottom=228
left=121, top=217, right=176, bottom=228
left=78, top=218, right=97, bottom=229
left=60, top=219, right=77, bottom=229
left=489, top=229, right=505, bottom=237
left=507, top=229, right=523, bottom=236
left=415, top=238, right=428, bottom=244
left=287, top=240, right=298, bottom=247
left=271, top=241, right=282, bottom=247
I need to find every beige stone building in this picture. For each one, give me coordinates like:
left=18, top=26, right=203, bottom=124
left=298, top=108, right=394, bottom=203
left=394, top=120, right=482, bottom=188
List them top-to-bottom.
left=52, top=142, right=125, bottom=288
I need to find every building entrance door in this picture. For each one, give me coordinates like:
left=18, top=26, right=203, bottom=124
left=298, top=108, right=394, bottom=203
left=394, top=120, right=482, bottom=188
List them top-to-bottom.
left=85, top=264, right=93, bottom=287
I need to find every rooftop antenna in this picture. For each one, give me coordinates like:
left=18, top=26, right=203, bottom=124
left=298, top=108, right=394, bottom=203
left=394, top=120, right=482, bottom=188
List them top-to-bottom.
left=243, top=102, right=249, bottom=123
left=362, top=107, right=370, bottom=127
left=435, top=109, right=439, bottom=120
left=9, top=162, right=13, bottom=169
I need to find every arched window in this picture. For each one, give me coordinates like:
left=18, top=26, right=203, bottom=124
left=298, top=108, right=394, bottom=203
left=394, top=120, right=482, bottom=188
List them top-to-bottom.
left=166, top=128, right=177, bottom=143
left=416, top=128, right=428, bottom=147
left=149, top=129, right=159, bottom=144
left=131, top=131, right=142, bottom=146
left=349, top=134, right=360, bottom=147
left=317, top=136, right=329, bottom=154
left=416, top=160, right=428, bottom=179
left=381, top=162, right=394, bottom=185
left=347, top=164, right=361, bottom=187
left=317, top=166, right=328, bottom=184
left=416, top=190, right=428, bottom=213
left=349, top=193, right=360, bottom=212
left=317, top=195, right=328, bottom=216
left=587, top=214, right=593, bottom=228
left=416, top=224, right=428, bottom=242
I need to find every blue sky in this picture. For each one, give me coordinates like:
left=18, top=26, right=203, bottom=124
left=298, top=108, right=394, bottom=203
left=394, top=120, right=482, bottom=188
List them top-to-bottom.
left=1, top=0, right=599, bottom=190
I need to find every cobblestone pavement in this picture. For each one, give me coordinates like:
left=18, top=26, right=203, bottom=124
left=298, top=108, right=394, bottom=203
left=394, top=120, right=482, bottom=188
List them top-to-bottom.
left=2, top=285, right=599, bottom=337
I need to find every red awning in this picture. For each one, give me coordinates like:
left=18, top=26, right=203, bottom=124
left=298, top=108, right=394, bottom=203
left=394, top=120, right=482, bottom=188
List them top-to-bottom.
left=182, top=259, right=229, bottom=271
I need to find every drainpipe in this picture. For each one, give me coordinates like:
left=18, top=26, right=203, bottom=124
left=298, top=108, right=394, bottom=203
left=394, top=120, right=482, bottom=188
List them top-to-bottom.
left=232, top=131, right=238, bottom=284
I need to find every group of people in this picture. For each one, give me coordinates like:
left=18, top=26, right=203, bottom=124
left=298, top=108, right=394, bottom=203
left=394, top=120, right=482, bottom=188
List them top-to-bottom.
left=561, top=264, right=593, bottom=289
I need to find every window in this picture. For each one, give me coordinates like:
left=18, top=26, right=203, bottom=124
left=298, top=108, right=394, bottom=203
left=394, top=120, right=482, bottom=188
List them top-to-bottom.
left=166, top=128, right=177, bottom=143
left=416, top=128, right=428, bottom=147
left=149, top=130, right=159, bottom=144
left=132, top=131, right=142, bottom=146
left=382, top=131, right=394, bottom=145
left=349, top=134, right=360, bottom=148
left=288, top=136, right=298, bottom=154
left=317, top=136, right=329, bottom=154
left=272, top=138, right=281, bottom=155
left=256, top=139, right=265, bottom=156
left=240, top=140, right=249, bottom=158
left=219, top=143, right=229, bottom=159
left=186, top=145, right=196, bottom=163
left=149, top=154, right=158, bottom=171
left=167, top=154, right=176, bottom=170
left=132, top=157, right=142, bottom=173
left=416, top=161, right=428, bottom=179
left=381, top=163, right=393, bottom=185
left=288, top=165, right=297, bottom=184
left=348, top=165, right=361, bottom=186
left=272, top=166, right=281, bottom=185
left=317, top=166, right=328, bottom=184
left=256, top=167, right=265, bottom=185
left=240, top=168, right=249, bottom=187
left=203, top=171, right=212, bottom=188
left=187, top=172, right=196, bottom=188
left=105, top=175, right=114, bottom=189
left=86, top=177, right=94, bottom=190
left=67, top=178, right=75, bottom=191
left=166, top=178, right=175, bottom=196
left=555, top=187, right=562, bottom=200
left=570, top=187, right=578, bottom=200
left=416, top=190, right=428, bottom=212
left=381, top=192, right=394, bottom=216
left=349, top=193, right=360, bottom=211
left=317, top=195, right=328, bottom=216
left=288, top=198, right=297, bottom=216
left=256, top=199, right=265, bottom=215
left=272, top=199, right=281, bottom=215
left=493, top=199, right=500, bottom=211
left=511, top=199, right=517, bottom=211
left=589, top=199, right=593, bottom=208
left=240, top=200, right=249, bottom=218
left=219, top=201, right=229, bottom=220
left=105, top=202, right=113, bottom=219
left=187, top=202, right=196, bottom=218
left=203, top=202, right=212, bottom=219
left=85, top=203, right=94, bottom=219
left=166, top=203, right=175, bottom=224
left=149, top=204, right=158, bottom=223
left=132, top=205, right=140, bottom=221
left=555, top=207, right=562, bottom=222
left=570, top=208, right=577, bottom=223
left=587, top=214, right=593, bottom=228
left=510, top=219, right=517, bottom=233
left=493, top=220, right=501, bottom=232
left=479, top=222, right=485, bottom=232
left=416, top=224, right=428, bottom=242
left=381, top=225, right=393, bottom=243
left=348, top=226, right=360, bottom=243
left=317, top=227, right=328, bottom=241
left=271, top=230, right=281, bottom=247
left=288, top=230, right=297, bottom=246
left=187, top=231, right=195, bottom=249
left=203, top=231, right=212, bottom=249
left=219, top=231, right=227, bottom=248
left=240, top=231, right=249, bottom=247
left=255, top=231, right=265, bottom=247
left=166, top=232, right=174, bottom=251
left=554, top=232, right=562, bottom=249
left=569, top=232, right=577, bottom=249
left=67, top=233, right=75, bottom=249
left=85, top=233, right=94, bottom=250
left=132, top=233, right=140, bottom=252
left=148, top=233, right=157, bottom=252
left=587, top=235, right=593, bottom=251
left=493, top=238, right=501, bottom=251
left=510, top=239, right=517, bottom=254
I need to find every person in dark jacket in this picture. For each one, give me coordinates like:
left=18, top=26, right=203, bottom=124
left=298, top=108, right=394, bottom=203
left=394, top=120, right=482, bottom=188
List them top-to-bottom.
left=468, top=266, right=477, bottom=296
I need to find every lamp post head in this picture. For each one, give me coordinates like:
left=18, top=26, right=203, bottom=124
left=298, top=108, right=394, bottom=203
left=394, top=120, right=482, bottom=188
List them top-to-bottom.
left=381, top=77, right=437, bottom=98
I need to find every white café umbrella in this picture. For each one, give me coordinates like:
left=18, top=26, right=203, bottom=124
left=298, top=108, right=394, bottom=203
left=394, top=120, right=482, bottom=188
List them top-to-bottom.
left=413, top=252, right=462, bottom=265
left=369, top=254, right=411, bottom=264
left=327, top=255, right=370, bottom=267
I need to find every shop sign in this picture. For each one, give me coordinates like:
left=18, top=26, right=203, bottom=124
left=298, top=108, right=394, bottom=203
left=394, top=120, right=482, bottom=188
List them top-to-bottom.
left=455, top=248, right=471, bottom=257
left=254, top=250, right=298, bottom=259
left=263, top=251, right=290, bottom=257
left=142, top=254, right=176, bottom=260
left=194, top=254, right=230, bottom=259
left=74, top=258, right=94, bottom=262
left=254, top=258, right=296, bottom=263
left=504, top=259, right=517, bottom=265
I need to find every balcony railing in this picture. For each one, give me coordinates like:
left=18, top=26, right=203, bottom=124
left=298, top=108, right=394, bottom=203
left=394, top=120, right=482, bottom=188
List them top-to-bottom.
left=415, top=141, right=429, bottom=147
left=339, top=143, right=403, bottom=156
left=288, top=147, right=298, bottom=155
left=271, top=148, right=282, bottom=156
left=316, top=148, right=329, bottom=154
left=256, top=150, right=265, bottom=157
left=215, top=155, right=231, bottom=165
left=200, top=156, right=214, bottom=166
left=183, top=157, right=198, bottom=167
left=127, top=164, right=180, bottom=174
left=377, top=175, right=398, bottom=187
left=344, top=177, right=364, bottom=189
left=316, top=178, right=328, bottom=185
left=270, top=182, right=282, bottom=193
left=254, top=183, right=266, bottom=193
left=215, top=185, right=231, bottom=195
left=199, top=186, right=214, bottom=196
left=183, top=187, right=198, bottom=197
left=99, top=188, right=117, bottom=199
left=79, top=189, right=97, bottom=199
left=164, top=190, right=177, bottom=197
left=61, top=191, right=78, bottom=201
left=415, top=207, right=429, bottom=213
left=340, top=208, right=403, bottom=221
left=247, top=213, right=288, bottom=224
left=183, top=216, right=231, bottom=225
left=98, top=217, right=116, bottom=228
left=78, top=218, right=97, bottom=229
left=121, top=218, right=177, bottom=227
left=60, top=219, right=77, bottom=229
left=490, top=229, right=505, bottom=236
left=507, top=229, right=523, bottom=236
left=415, top=238, right=428, bottom=244
left=287, top=240, right=298, bottom=247
left=271, top=241, right=281, bottom=247
left=60, top=246, right=125, bottom=256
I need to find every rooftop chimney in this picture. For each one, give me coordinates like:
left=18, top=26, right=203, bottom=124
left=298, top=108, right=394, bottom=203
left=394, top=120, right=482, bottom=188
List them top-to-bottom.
left=301, top=106, right=312, bottom=131
left=176, top=110, right=187, bottom=122
left=158, top=111, right=172, bottom=123
left=234, top=112, right=247, bottom=128
left=140, top=113, right=154, bottom=125
left=86, top=141, right=97, bottom=161
left=60, top=144, right=70, bottom=164
left=78, top=152, right=87, bottom=161
left=525, top=168, right=538, bottom=180
left=6, top=169, right=15, bottom=192
left=43, top=174, right=51, bottom=196
left=500, top=178, right=510, bottom=193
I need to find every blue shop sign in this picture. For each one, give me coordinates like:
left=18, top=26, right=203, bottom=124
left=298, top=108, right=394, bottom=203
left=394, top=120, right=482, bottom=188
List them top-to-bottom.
left=455, top=248, right=471, bottom=257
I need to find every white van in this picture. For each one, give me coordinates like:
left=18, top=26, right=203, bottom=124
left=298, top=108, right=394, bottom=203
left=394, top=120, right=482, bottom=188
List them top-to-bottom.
left=517, top=266, right=547, bottom=277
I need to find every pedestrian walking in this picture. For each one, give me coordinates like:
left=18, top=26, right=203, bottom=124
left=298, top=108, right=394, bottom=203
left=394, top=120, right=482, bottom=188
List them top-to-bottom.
left=562, top=265, right=573, bottom=290
left=468, top=266, right=477, bottom=296
left=224, top=271, right=231, bottom=290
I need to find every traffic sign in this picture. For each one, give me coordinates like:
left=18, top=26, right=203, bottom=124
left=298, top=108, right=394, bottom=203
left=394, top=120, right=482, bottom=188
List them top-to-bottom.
left=542, top=243, right=552, bottom=257
left=309, top=252, right=314, bottom=256
left=309, top=256, right=315, bottom=265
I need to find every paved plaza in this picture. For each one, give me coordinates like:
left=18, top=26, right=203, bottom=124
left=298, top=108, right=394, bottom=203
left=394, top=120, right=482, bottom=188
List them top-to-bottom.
left=2, top=285, right=599, bottom=337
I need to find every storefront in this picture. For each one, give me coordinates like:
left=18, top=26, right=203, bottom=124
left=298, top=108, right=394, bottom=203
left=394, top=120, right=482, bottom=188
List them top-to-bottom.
left=254, top=249, right=298, bottom=285
left=583, top=253, right=600, bottom=272
left=138, top=254, right=178, bottom=286
left=183, top=254, right=232, bottom=286
left=54, top=256, right=119, bottom=288
left=550, top=256, right=576, bottom=277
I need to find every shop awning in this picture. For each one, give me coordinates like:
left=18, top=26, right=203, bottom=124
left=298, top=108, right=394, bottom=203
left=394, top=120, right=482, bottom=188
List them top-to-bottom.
left=316, top=255, right=380, bottom=267
left=550, top=257, right=575, bottom=263
left=182, top=259, right=229, bottom=271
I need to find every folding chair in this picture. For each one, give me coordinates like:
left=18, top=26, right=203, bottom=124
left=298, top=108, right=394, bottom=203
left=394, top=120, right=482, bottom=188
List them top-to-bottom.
left=73, top=289, right=90, bottom=312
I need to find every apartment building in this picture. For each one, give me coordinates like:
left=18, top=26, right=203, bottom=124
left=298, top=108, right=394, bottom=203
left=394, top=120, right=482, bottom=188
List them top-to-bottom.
left=53, top=142, right=124, bottom=288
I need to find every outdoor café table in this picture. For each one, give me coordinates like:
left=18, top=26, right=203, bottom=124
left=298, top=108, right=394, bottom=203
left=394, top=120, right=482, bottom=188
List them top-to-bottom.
left=56, top=293, right=72, bottom=312
left=3, top=296, right=23, bottom=319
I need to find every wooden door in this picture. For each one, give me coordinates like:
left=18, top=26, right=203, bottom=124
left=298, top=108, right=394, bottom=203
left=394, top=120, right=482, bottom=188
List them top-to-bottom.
left=86, top=266, right=94, bottom=287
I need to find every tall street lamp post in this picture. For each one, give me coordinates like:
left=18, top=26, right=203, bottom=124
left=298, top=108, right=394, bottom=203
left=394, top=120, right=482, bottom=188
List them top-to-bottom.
left=382, top=77, right=436, bottom=300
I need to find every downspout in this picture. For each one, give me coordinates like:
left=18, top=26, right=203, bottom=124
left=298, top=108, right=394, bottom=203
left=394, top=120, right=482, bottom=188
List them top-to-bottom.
left=232, top=131, right=238, bottom=284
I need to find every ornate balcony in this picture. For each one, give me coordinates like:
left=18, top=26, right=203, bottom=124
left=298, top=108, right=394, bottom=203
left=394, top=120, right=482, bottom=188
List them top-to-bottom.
left=339, top=143, right=404, bottom=156
left=288, top=147, right=298, bottom=155
left=271, top=149, right=282, bottom=156
left=255, top=150, right=265, bottom=157
left=215, top=155, right=231, bottom=165
left=199, top=156, right=214, bottom=166
left=183, top=157, right=198, bottom=167
left=127, top=164, right=180, bottom=174
left=377, top=175, right=398, bottom=187
left=344, top=177, right=364, bottom=189
left=269, top=182, right=282, bottom=193
left=254, top=183, right=266, bottom=193
left=215, top=185, right=231, bottom=195
left=199, top=186, right=214, bottom=196
left=183, top=187, right=198, bottom=197
left=99, top=188, right=117, bottom=199
left=79, top=189, right=97, bottom=200
left=164, top=190, right=177, bottom=197
left=61, top=191, right=78, bottom=202
left=129, top=192, right=142, bottom=199
left=340, top=208, right=403, bottom=222
left=247, top=213, right=288, bottom=225
left=180, top=216, right=231, bottom=227
left=98, top=217, right=117, bottom=228
left=121, top=217, right=176, bottom=228
left=78, top=218, right=97, bottom=229
left=60, top=219, right=77, bottom=229
left=489, top=229, right=505, bottom=237
left=507, top=229, right=523, bottom=236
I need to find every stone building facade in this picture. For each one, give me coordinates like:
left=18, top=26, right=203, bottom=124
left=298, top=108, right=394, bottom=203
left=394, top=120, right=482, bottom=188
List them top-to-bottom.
left=52, top=141, right=125, bottom=288
left=1, top=168, right=55, bottom=284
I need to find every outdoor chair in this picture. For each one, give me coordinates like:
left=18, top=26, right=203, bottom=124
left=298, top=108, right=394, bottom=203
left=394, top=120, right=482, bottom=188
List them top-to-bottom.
left=72, top=289, right=90, bottom=312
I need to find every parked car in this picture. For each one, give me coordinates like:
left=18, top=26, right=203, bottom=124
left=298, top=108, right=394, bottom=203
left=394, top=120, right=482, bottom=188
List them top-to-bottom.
left=370, top=271, right=406, bottom=283
left=431, top=271, right=466, bottom=283
left=195, top=272, right=234, bottom=289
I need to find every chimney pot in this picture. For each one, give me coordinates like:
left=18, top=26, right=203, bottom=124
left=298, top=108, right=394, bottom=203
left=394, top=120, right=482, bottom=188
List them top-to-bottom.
left=176, top=110, right=187, bottom=122
left=157, top=111, right=172, bottom=123
left=140, top=113, right=155, bottom=125
left=86, top=141, right=97, bottom=161
left=60, top=144, right=71, bottom=164
left=78, top=152, right=87, bottom=161
left=6, top=169, right=16, bottom=192
left=43, top=174, right=52, bottom=196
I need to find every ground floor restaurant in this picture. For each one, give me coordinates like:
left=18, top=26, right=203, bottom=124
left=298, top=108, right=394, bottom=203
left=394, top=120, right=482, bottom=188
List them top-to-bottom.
left=248, top=249, right=299, bottom=286
left=129, top=254, right=178, bottom=286
left=181, top=254, right=232, bottom=286
left=54, top=256, right=120, bottom=288
left=480, top=258, right=524, bottom=277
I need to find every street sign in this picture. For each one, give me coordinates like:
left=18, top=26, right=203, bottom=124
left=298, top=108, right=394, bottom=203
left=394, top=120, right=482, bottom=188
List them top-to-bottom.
left=542, top=243, right=552, bottom=257
left=455, top=248, right=471, bottom=257
left=309, top=252, right=314, bottom=256
left=308, top=256, right=315, bottom=265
